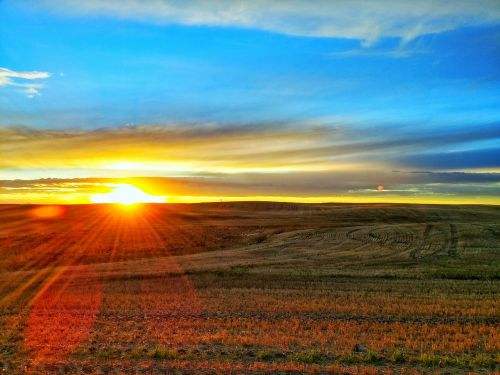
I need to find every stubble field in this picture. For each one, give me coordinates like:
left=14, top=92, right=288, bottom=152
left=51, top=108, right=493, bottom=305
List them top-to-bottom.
left=0, top=203, right=498, bottom=374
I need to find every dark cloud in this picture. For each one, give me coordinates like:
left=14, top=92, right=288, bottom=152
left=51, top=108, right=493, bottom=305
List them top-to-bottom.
left=401, top=148, right=500, bottom=170
left=404, top=171, right=500, bottom=183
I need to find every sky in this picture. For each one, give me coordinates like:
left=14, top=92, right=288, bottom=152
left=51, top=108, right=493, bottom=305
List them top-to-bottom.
left=1, top=0, right=499, bottom=204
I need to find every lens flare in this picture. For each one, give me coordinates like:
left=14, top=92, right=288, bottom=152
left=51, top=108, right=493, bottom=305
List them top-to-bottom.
left=29, top=205, right=65, bottom=219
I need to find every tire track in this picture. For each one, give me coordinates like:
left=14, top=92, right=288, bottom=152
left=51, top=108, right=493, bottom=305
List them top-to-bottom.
left=410, top=224, right=432, bottom=260
left=448, top=224, right=458, bottom=257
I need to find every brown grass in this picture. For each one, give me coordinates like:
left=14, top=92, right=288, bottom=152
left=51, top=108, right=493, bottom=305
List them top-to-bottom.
left=0, top=203, right=498, bottom=373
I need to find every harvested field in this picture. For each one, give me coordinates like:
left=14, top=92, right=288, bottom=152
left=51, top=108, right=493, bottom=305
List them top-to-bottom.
left=0, top=203, right=499, bottom=373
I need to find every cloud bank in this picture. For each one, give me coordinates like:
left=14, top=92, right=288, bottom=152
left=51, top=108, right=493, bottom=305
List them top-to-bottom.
left=1, top=122, right=499, bottom=203
left=1, top=122, right=499, bottom=175
left=2, top=123, right=499, bottom=171
left=1, top=172, right=499, bottom=205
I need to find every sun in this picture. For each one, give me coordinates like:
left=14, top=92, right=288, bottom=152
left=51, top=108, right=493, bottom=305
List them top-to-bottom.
left=89, top=184, right=166, bottom=205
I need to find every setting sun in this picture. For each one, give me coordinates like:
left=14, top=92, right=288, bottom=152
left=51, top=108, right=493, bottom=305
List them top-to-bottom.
left=89, top=184, right=166, bottom=205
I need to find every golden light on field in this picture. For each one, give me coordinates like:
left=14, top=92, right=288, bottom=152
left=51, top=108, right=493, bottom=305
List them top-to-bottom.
left=89, top=184, right=166, bottom=205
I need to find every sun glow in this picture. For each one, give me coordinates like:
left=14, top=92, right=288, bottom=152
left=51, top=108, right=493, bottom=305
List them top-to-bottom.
left=89, top=184, right=166, bottom=205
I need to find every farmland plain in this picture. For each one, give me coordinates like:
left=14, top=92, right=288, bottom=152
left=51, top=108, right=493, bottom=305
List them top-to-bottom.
left=0, top=203, right=498, bottom=374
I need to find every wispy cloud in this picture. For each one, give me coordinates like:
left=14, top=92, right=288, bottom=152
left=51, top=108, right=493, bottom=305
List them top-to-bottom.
left=39, top=0, right=500, bottom=45
left=329, top=46, right=428, bottom=59
left=0, top=67, right=51, bottom=98
left=1, top=122, right=499, bottom=175
left=0, top=123, right=341, bottom=172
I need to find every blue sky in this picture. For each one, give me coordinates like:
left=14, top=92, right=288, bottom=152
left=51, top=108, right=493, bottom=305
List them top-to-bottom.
left=0, top=0, right=499, bottom=203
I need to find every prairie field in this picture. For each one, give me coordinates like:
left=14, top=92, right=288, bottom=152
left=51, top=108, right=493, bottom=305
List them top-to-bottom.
left=0, top=203, right=499, bottom=374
